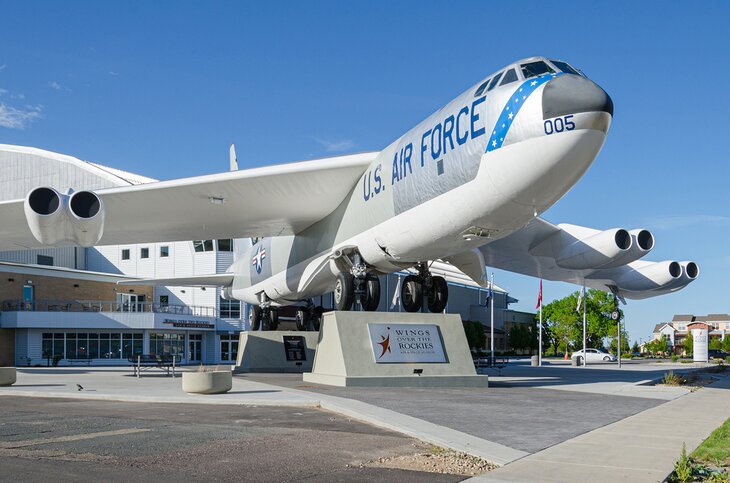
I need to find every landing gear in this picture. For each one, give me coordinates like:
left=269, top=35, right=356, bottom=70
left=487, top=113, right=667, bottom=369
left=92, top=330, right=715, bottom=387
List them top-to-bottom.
left=332, top=250, right=381, bottom=312
left=401, top=263, right=449, bottom=313
left=360, top=274, right=381, bottom=311
left=249, top=294, right=278, bottom=330
left=296, top=303, right=324, bottom=331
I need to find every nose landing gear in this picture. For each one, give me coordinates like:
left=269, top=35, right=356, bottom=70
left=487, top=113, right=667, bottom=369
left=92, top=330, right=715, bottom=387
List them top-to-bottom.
left=333, top=251, right=382, bottom=312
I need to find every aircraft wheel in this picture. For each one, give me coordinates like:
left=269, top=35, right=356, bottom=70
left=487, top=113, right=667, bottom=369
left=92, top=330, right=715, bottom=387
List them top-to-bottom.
left=334, top=272, right=354, bottom=311
left=361, top=274, right=381, bottom=311
left=401, top=275, right=422, bottom=312
left=427, top=276, right=448, bottom=313
left=249, top=305, right=262, bottom=331
left=269, top=308, right=279, bottom=331
left=295, top=308, right=309, bottom=331
left=261, top=310, right=271, bottom=331
left=311, top=313, right=321, bottom=331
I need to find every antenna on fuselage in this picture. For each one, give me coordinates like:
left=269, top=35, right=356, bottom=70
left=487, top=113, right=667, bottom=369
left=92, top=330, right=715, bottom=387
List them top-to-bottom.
left=229, top=144, right=239, bottom=171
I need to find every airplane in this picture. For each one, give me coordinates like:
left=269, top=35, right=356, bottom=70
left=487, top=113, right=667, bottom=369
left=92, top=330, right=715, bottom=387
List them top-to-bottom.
left=0, top=56, right=698, bottom=331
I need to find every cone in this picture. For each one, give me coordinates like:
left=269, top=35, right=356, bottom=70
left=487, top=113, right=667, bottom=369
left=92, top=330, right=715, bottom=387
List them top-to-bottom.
left=564, top=352, right=569, bottom=360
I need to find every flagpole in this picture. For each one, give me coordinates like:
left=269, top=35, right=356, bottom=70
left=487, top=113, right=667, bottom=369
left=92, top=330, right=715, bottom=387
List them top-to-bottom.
left=490, top=273, right=494, bottom=365
left=538, top=280, right=542, bottom=367
left=582, top=284, right=587, bottom=367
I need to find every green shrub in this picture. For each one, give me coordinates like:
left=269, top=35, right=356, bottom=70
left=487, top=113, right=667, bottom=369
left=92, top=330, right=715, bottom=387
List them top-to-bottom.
left=671, top=354, right=679, bottom=362
left=726, top=356, right=730, bottom=364
left=663, top=371, right=682, bottom=385
left=674, top=443, right=693, bottom=482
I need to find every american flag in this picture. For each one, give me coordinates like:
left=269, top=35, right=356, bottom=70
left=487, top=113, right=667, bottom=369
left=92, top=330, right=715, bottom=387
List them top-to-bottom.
left=536, top=279, right=543, bottom=309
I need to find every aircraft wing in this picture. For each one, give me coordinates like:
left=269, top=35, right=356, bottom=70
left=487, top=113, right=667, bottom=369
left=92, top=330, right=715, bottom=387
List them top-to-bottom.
left=0, top=152, right=378, bottom=251
left=478, top=218, right=699, bottom=300
left=117, top=273, right=234, bottom=287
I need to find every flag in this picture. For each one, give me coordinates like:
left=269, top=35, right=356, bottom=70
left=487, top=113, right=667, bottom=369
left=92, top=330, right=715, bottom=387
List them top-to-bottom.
left=390, top=275, right=401, bottom=309
left=536, top=279, right=543, bottom=309
left=485, top=280, right=493, bottom=306
left=576, top=285, right=585, bottom=313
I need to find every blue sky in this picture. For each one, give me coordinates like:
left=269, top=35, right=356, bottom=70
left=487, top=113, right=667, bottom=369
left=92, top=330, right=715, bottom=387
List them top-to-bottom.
left=1, top=1, right=729, bottom=343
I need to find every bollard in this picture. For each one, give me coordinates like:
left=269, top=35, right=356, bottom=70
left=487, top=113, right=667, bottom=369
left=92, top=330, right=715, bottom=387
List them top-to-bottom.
left=137, top=355, right=141, bottom=378
left=531, top=355, right=539, bottom=367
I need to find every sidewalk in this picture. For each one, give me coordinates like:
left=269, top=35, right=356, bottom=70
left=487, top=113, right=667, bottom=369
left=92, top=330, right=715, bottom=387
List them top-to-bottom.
left=469, top=373, right=730, bottom=482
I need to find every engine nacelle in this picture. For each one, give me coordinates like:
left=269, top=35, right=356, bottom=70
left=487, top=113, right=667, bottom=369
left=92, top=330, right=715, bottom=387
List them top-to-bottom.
left=24, top=187, right=68, bottom=245
left=24, top=187, right=105, bottom=247
left=68, top=190, right=105, bottom=246
left=553, top=228, right=632, bottom=270
left=601, top=228, right=654, bottom=268
left=616, top=260, right=682, bottom=292
left=652, top=261, right=699, bottom=291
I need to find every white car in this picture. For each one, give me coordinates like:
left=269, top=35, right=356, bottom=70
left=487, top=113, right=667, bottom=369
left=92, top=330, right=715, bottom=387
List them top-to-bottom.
left=571, top=349, right=617, bottom=362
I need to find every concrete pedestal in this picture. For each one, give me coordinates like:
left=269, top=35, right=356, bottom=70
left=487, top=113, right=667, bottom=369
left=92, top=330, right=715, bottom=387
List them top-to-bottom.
left=303, top=311, right=488, bottom=387
left=235, top=331, right=319, bottom=373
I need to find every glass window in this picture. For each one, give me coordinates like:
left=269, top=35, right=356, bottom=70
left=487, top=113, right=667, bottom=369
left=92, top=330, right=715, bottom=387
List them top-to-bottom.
left=550, top=59, right=580, bottom=76
left=520, top=61, right=555, bottom=79
left=500, top=69, right=518, bottom=86
left=487, top=72, right=503, bottom=91
left=475, top=79, right=490, bottom=97
left=217, top=239, right=233, bottom=252
left=193, top=240, right=214, bottom=252
left=160, top=246, right=169, bottom=257
left=140, top=247, right=149, bottom=259
left=121, top=249, right=130, bottom=260
left=37, top=255, right=53, bottom=266
left=159, top=295, right=169, bottom=306
left=220, top=298, right=241, bottom=319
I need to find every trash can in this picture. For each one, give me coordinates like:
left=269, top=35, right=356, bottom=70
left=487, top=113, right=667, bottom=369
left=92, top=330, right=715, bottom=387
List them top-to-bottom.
left=531, top=355, right=539, bottom=366
left=571, top=356, right=582, bottom=366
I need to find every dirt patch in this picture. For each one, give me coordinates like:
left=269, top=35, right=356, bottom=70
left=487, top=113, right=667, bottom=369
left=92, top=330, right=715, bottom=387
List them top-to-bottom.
left=362, top=443, right=497, bottom=476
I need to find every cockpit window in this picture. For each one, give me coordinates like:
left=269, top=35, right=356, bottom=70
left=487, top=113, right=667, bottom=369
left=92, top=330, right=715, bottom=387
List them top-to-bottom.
left=550, top=60, right=580, bottom=76
left=520, top=61, right=555, bottom=79
left=500, top=68, right=518, bottom=86
left=487, top=71, right=503, bottom=91
left=474, top=79, right=490, bottom=97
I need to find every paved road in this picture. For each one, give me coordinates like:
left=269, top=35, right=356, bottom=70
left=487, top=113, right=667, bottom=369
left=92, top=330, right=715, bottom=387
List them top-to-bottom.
left=242, top=373, right=663, bottom=453
left=0, top=397, right=464, bottom=483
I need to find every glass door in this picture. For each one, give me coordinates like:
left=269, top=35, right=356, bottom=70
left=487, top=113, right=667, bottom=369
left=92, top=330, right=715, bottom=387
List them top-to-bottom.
left=188, top=334, right=202, bottom=362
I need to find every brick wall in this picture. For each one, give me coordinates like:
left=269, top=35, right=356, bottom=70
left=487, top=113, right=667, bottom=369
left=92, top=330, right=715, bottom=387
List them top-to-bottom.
left=0, top=271, right=152, bottom=303
left=0, top=329, right=14, bottom=366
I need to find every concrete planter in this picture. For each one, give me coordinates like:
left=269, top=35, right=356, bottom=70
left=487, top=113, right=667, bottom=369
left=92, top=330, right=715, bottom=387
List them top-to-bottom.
left=0, top=367, right=16, bottom=386
left=182, top=370, right=232, bottom=394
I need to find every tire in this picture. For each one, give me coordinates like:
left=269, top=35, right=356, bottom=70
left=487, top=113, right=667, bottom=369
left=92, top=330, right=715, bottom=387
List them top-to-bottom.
left=334, top=272, right=354, bottom=311
left=361, top=274, right=381, bottom=311
left=401, top=275, right=423, bottom=312
left=427, top=276, right=448, bottom=313
left=249, top=305, right=262, bottom=331
left=269, top=308, right=279, bottom=331
left=295, top=308, right=309, bottom=331
left=311, top=314, right=321, bottom=331
left=603, top=356, right=610, bottom=362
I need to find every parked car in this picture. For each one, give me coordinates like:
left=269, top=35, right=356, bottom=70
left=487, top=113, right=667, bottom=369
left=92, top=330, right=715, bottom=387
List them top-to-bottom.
left=571, top=348, right=617, bottom=363
left=708, top=349, right=730, bottom=359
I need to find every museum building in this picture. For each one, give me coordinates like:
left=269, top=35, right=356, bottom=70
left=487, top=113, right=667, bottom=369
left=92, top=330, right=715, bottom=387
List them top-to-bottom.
left=0, top=144, right=532, bottom=366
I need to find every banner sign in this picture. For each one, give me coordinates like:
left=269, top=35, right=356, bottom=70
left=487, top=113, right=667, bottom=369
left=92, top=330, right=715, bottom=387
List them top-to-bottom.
left=163, top=319, right=215, bottom=329
left=367, top=323, right=447, bottom=363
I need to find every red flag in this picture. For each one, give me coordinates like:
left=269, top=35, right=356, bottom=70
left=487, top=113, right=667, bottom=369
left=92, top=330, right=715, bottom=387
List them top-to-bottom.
left=536, top=279, right=543, bottom=309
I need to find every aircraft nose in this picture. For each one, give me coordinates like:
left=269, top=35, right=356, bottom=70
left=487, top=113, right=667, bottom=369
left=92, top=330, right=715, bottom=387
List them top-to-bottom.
left=542, top=74, right=613, bottom=119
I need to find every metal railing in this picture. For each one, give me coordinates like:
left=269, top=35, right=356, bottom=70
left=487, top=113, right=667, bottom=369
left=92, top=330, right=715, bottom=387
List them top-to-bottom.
left=1, top=299, right=217, bottom=317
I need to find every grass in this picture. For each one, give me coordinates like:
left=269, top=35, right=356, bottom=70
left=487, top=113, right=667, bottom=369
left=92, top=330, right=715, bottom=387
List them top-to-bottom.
left=693, top=418, right=730, bottom=467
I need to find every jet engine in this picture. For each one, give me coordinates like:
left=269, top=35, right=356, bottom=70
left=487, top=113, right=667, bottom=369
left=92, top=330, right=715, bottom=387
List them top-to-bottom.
left=23, top=187, right=105, bottom=247
left=24, top=187, right=68, bottom=245
left=68, top=190, right=105, bottom=246
left=554, top=228, right=632, bottom=270
left=599, top=228, right=654, bottom=268
left=615, top=260, right=682, bottom=292
left=652, top=261, right=699, bottom=292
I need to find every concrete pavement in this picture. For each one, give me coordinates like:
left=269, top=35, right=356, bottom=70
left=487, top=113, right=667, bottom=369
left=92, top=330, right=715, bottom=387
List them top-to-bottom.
left=469, top=372, right=730, bottom=482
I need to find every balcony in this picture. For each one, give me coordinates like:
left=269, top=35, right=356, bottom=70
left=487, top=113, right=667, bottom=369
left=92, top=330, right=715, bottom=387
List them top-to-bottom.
left=2, top=299, right=216, bottom=317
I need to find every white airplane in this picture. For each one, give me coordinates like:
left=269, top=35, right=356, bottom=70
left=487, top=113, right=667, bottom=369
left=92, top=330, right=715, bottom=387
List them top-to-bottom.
left=0, top=57, right=698, bottom=330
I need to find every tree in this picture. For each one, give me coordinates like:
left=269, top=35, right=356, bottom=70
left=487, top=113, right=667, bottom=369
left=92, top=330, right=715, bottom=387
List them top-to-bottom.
left=541, top=289, right=621, bottom=353
left=462, top=320, right=486, bottom=350
left=508, top=324, right=534, bottom=354
left=684, top=332, right=693, bottom=356
left=722, top=336, right=730, bottom=353
left=645, top=338, right=665, bottom=357
left=709, top=338, right=722, bottom=350
left=631, top=341, right=640, bottom=354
